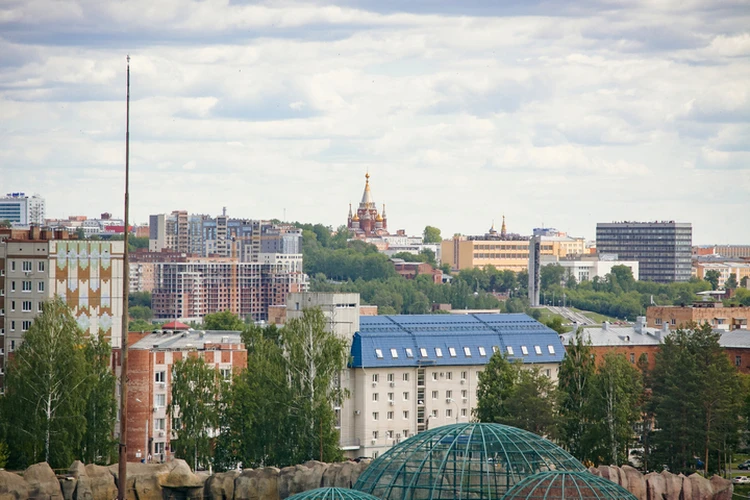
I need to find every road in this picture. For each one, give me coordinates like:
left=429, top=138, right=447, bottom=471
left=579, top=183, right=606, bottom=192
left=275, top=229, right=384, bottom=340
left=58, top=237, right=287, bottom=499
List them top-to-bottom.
left=546, top=306, right=597, bottom=326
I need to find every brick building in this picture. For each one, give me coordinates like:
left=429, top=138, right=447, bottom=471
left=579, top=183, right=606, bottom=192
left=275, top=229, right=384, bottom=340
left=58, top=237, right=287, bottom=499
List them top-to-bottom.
left=391, top=259, right=443, bottom=284
left=646, top=303, right=750, bottom=331
left=123, top=329, right=246, bottom=462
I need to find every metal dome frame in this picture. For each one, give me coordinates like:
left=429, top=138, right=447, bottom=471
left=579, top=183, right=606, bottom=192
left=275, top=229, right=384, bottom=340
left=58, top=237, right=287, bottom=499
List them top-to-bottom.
left=353, top=423, right=586, bottom=500
left=502, top=471, right=638, bottom=499
left=286, top=487, right=382, bottom=500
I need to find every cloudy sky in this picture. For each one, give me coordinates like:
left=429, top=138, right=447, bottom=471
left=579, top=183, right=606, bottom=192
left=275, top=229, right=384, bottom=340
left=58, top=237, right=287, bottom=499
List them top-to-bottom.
left=1, top=0, right=749, bottom=244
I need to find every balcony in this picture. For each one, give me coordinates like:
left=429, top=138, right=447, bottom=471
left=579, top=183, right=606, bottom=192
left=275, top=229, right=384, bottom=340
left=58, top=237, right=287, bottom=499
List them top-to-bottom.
left=339, top=437, right=361, bottom=451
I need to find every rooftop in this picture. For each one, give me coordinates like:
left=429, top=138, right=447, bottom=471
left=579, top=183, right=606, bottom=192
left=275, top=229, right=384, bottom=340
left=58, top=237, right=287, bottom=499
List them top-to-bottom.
left=130, top=329, right=244, bottom=351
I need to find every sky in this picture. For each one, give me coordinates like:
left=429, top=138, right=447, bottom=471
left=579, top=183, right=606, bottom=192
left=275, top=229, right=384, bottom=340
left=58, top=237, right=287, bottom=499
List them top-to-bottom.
left=1, top=1, right=749, bottom=245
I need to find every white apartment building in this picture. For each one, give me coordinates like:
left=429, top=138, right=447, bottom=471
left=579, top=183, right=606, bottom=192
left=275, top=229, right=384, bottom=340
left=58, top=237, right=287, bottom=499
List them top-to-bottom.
left=0, top=193, right=45, bottom=226
left=541, top=253, right=640, bottom=284
left=339, top=313, right=565, bottom=459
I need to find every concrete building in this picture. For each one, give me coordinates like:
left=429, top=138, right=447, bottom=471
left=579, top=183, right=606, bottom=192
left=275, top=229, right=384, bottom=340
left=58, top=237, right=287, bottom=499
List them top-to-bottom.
left=0, top=193, right=45, bottom=226
left=596, top=221, right=692, bottom=283
left=0, top=228, right=124, bottom=389
left=528, top=235, right=542, bottom=307
left=693, top=245, right=750, bottom=259
left=541, top=253, right=640, bottom=284
left=151, top=256, right=308, bottom=323
left=693, top=262, right=750, bottom=289
left=286, top=292, right=362, bottom=339
left=646, top=302, right=750, bottom=331
left=341, top=313, right=565, bottom=458
left=561, top=317, right=750, bottom=375
left=124, top=329, right=246, bottom=462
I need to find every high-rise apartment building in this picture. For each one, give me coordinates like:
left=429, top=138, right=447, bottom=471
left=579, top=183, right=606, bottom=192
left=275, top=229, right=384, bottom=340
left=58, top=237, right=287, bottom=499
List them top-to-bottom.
left=0, top=193, right=45, bottom=226
left=596, top=222, right=692, bottom=283
left=0, top=228, right=124, bottom=389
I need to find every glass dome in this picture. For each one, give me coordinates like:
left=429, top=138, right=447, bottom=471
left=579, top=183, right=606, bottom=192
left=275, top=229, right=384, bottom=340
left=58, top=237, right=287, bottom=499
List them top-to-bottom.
left=353, top=423, right=586, bottom=500
left=503, top=471, right=638, bottom=499
left=286, top=487, right=383, bottom=500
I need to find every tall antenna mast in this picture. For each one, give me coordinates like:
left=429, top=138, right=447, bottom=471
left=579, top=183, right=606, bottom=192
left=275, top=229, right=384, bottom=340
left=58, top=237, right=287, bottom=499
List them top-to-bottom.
left=118, top=54, right=131, bottom=500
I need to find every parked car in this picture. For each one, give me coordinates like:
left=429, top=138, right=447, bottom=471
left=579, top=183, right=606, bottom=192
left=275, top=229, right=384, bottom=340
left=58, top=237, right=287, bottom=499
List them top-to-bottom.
left=738, top=460, right=750, bottom=470
left=733, top=476, right=750, bottom=484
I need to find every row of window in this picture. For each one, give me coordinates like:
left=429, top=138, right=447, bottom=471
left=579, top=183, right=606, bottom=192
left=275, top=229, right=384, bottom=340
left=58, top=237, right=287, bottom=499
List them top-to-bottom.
left=474, top=254, right=527, bottom=259
left=8, top=261, right=46, bottom=273
left=6, top=280, right=44, bottom=293
left=8, top=300, right=42, bottom=313
left=7, top=320, right=34, bottom=332
left=374, top=344, right=554, bottom=360
left=373, top=370, right=473, bottom=383
left=373, top=389, right=469, bottom=402
left=372, top=407, right=469, bottom=422
left=372, top=430, right=411, bottom=440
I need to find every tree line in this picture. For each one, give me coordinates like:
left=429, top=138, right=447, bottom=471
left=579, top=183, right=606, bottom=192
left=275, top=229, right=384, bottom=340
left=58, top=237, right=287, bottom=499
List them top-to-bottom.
left=475, top=322, right=746, bottom=475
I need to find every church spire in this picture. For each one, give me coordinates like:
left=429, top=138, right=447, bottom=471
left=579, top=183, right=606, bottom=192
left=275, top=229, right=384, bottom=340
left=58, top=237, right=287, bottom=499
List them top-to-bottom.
left=360, top=172, right=375, bottom=208
left=501, top=214, right=507, bottom=237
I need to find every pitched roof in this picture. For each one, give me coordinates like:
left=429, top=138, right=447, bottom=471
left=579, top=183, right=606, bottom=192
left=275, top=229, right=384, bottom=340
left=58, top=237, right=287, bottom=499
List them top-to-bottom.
left=351, top=313, right=565, bottom=368
left=161, top=320, right=190, bottom=330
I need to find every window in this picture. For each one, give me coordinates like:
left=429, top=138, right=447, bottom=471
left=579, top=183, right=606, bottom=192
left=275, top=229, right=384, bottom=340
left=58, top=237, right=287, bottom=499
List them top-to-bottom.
left=10, top=261, right=15, bottom=272
left=22, top=261, right=32, bottom=272
left=38, top=261, right=45, bottom=272
left=10, top=281, right=15, bottom=292
left=22, top=281, right=31, bottom=292
left=38, top=281, right=44, bottom=292
left=10, top=300, right=15, bottom=311
left=22, top=301, right=31, bottom=312
left=37, top=302, right=43, bottom=312
left=655, top=318, right=662, bottom=325
left=671, top=318, right=676, bottom=325
left=22, top=320, right=32, bottom=331
left=10, top=321, right=15, bottom=331
left=10, top=340, right=15, bottom=351
left=534, top=345, right=542, bottom=355
left=548, top=345, right=555, bottom=354
left=478, top=346, right=486, bottom=356
left=506, top=346, right=514, bottom=355
left=521, top=346, right=529, bottom=355
left=448, top=347, right=457, bottom=357
left=463, top=347, right=471, bottom=357
left=390, top=348, right=398, bottom=358
left=405, top=348, right=413, bottom=358
left=420, top=348, right=428, bottom=358
left=435, top=348, right=443, bottom=357
left=375, top=349, right=383, bottom=359
left=630, top=353, right=635, bottom=364
left=736, top=356, right=742, bottom=367
left=545, top=369, right=551, bottom=377
left=155, top=371, right=166, bottom=383
left=460, top=371, right=467, bottom=380
left=432, top=372, right=438, bottom=381
left=446, top=372, right=453, bottom=380
left=387, top=373, right=394, bottom=382
left=403, top=373, right=409, bottom=382
left=372, top=374, right=379, bottom=383
left=461, top=389, right=467, bottom=399
left=432, top=390, right=438, bottom=399
left=446, top=390, right=452, bottom=399
left=387, top=392, right=394, bottom=401
left=402, top=392, right=409, bottom=401
left=373, top=393, right=379, bottom=402
left=155, top=394, right=166, bottom=407
left=461, top=408, right=467, bottom=417
left=431, top=409, right=438, bottom=418
left=446, top=409, right=452, bottom=418
left=403, top=410, right=409, bottom=419
left=387, top=411, right=394, bottom=420
left=372, top=412, right=379, bottom=421
left=155, top=418, right=166, bottom=431
left=372, top=430, right=379, bottom=439
left=386, top=430, right=394, bottom=439
left=403, top=430, right=409, bottom=438
left=154, top=442, right=165, bottom=455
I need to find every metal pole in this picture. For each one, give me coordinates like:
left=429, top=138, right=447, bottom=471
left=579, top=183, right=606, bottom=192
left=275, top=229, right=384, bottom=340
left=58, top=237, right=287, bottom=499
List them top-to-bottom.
left=118, top=55, right=131, bottom=500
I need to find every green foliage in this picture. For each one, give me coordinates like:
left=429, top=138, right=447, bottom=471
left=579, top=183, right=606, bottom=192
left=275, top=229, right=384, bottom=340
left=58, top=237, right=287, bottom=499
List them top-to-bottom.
left=0, top=219, right=11, bottom=228
left=423, top=226, right=442, bottom=244
left=128, top=236, right=149, bottom=253
left=541, top=264, right=566, bottom=291
left=705, top=270, right=720, bottom=290
left=725, top=273, right=738, bottom=290
left=741, top=276, right=748, bottom=288
left=732, top=288, right=750, bottom=306
left=128, top=291, right=152, bottom=308
left=0, top=298, right=106, bottom=469
left=129, top=305, right=153, bottom=321
left=216, top=309, right=348, bottom=469
left=202, top=310, right=245, bottom=331
left=544, top=316, right=568, bottom=334
left=129, top=319, right=160, bottom=332
left=649, top=322, right=743, bottom=474
left=557, top=328, right=596, bottom=462
left=79, top=332, right=117, bottom=464
left=474, top=353, right=557, bottom=437
left=170, top=357, right=222, bottom=470
left=0, top=442, right=8, bottom=468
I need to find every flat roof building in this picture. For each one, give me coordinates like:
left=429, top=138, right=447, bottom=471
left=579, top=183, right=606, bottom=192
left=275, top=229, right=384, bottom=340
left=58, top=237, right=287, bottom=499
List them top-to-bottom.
left=0, top=193, right=45, bottom=226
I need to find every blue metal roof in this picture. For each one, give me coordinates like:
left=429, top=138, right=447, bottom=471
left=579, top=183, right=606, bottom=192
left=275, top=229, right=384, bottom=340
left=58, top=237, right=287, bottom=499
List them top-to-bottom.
left=350, top=313, right=565, bottom=368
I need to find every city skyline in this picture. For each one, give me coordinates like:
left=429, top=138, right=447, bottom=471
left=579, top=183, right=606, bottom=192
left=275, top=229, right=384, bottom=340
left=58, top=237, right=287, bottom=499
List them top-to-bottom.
left=1, top=1, right=749, bottom=245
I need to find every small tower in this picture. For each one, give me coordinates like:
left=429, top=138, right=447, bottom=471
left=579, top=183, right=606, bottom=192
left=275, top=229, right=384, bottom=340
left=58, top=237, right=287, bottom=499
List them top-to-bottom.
left=501, top=215, right=507, bottom=238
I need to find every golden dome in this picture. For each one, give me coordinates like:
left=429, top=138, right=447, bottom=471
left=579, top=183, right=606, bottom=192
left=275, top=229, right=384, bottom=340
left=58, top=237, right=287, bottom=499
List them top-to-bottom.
left=352, top=213, right=360, bottom=221
left=376, top=213, right=383, bottom=222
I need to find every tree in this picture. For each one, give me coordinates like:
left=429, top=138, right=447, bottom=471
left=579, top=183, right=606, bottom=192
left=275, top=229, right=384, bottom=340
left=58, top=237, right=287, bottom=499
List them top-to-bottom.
left=423, top=226, right=442, bottom=244
left=540, top=264, right=566, bottom=292
left=609, top=265, right=637, bottom=293
left=705, top=270, right=720, bottom=290
left=725, top=273, right=738, bottom=290
left=741, top=276, right=749, bottom=288
left=128, top=291, right=152, bottom=308
left=0, top=297, right=91, bottom=468
left=129, top=305, right=153, bottom=321
left=217, top=309, right=348, bottom=468
left=203, top=310, right=245, bottom=331
left=544, top=316, right=567, bottom=334
left=650, top=322, right=743, bottom=474
left=557, top=328, right=596, bottom=461
left=79, top=332, right=117, bottom=464
left=474, top=353, right=557, bottom=437
left=587, top=353, right=642, bottom=465
left=170, top=357, right=222, bottom=470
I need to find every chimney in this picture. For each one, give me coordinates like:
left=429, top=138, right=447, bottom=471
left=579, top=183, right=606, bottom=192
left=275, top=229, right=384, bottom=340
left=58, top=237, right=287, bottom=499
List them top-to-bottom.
left=30, top=225, right=41, bottom=240
left=634, top=316, right=646, bottom=335
left=602, top=321, right=609, bottom=331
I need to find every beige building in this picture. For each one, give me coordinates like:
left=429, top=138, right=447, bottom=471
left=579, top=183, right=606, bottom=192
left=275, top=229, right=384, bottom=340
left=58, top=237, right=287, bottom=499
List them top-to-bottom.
left=692, top=262, right=750, bottom=289
left=646, top=302, right=750, bottom=331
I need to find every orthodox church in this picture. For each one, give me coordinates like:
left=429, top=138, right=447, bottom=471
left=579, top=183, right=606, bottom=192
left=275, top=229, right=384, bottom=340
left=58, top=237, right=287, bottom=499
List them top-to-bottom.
left=347, top=173, right=389, bottom=238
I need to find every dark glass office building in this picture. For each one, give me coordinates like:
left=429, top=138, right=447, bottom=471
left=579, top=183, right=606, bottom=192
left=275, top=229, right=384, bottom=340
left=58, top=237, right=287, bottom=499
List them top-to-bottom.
left=596, top=222, right=692, bottom=283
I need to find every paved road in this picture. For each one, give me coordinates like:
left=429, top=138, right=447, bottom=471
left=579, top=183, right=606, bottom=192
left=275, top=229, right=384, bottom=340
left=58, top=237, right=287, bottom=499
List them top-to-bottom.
left=546, top=306, right=596, bottom=326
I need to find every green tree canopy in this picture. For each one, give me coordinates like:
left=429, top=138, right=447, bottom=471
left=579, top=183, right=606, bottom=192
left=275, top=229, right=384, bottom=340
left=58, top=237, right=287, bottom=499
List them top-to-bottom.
left=423, top=226, right=442, bottom=243
left=704, top=270, right=720, bottom=290
left=725, top=273, right=738, bottom=290
left=128, top=291, right=152, bottom=308
left=202, top=310, right=245, bottom=331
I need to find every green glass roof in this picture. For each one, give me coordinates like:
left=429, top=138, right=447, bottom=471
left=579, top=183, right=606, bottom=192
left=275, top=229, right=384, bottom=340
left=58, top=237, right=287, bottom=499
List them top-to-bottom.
left=353, top=423, right=586, bottom=500
left=503, top=471, right=638, bottom=499
left=286, top=487, right=382, bottom=500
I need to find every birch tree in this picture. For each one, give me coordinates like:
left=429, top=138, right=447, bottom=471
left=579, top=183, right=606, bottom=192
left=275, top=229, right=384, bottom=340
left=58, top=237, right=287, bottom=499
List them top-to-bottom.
left=0, top=297, right=91, bottom=468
